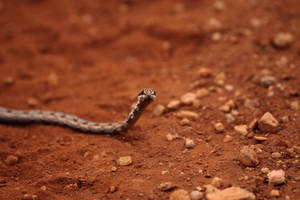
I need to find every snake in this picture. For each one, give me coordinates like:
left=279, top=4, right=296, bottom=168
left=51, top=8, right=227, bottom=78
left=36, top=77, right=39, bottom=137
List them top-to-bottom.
left=0, top=88, right=156, bottom=134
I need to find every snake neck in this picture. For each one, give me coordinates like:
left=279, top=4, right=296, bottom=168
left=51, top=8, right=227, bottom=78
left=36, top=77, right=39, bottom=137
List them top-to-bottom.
left=123, top=98, right=151, bottom=130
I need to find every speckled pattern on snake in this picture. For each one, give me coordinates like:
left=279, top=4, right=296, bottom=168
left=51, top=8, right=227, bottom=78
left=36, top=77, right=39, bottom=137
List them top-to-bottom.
left=0, top=88, right=156, bottom=134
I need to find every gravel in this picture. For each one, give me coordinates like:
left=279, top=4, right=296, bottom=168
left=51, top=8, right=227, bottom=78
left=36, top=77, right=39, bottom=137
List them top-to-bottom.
left=272, top=32, right=294, bottom=48
left=167, top=100, right=181, bottom=110
left=153, top=104, right=166, bottom=116
left=258, top=112, right=279, bottom=133
left=214, top=122, right=225, bottom=133
left=185, top=138, right=195, bottom=149
left=239, top=145, right=259, bottom=167
left=117, top=156, right=132, bottom=166
left=268, top=169, right=285, bottom=185
left=170, top=189, right=191, bottom=200
left=190, top=190, right=204, bottom=200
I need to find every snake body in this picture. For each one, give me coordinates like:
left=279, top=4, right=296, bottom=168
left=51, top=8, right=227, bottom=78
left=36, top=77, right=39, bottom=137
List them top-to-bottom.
left=0, top=88, right=156, bottom=134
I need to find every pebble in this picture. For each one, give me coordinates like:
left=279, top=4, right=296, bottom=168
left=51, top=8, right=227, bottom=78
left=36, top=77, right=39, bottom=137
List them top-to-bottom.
left=213, top=1, right=225, bottom=11
left=250, top=17, right=262, bottom=28
left=206, top=18, right=223, bottom=32
left=211, top=32, right=222, bottom=41
left=273, top=32, right=294, bottom=48
left=198, top=67, right=213, bottom=78
left=215, top=72, right=226, bottom=85
left=47, top=73, right=58, bottom=86
left=3, top=76, right=14, bottom=86
left=260, top=76, right=276, bottom=88
left=224, top=84, right=233, bottom=92
left=196, top=88, right=209, bottom=98
left=181, top=92, right=197, bottom=105
left=27, top=97, right=39, bottom=107
left=244, top=98, right=260, bottom=108
left=167, top=100, right=181, bottom=110
left=290, top=100, right=299, bottom=110
left=153, top=104, right=166, bottom=116
left=219, top=104, right=230, bottom=113
left=176, top=110, right=199, bottom=120
left=258, top=112, right=279, bottom=133
left=225, top=113, right=235, bottom=123
left=281, top=116, right=289, bottom=123
left=180, top=118, right=191, bottom=126
left=248, top=118, right=258, bottom=130
left=214, top=122, right=225, bottom=133
left=234, top=125, right=248, bottom=136
left=166, top=133, right=180, bottom=141
left=223, top=135, right=233, bottom=142
left=254, top=136, right=267, bottom=141
left=185, top=138, right=195, bottom=149
left=239, top=146, right=259, bottom=167
left=271, top=152, right=281, bottom=159
left=5, top=155, right=19, bottom=165
left=117, top=156, right=132, bottom=166
left=111, top=166, right=117, bottom=172
left=261, top=167, right=270, bottom=174
left=268, top=169, right=285, bottom=185
left=211, top=177, right=223, bottom=188
left=158, top=182, right=176, bottom=191
left=204, top=184, right=219, bottom=194
left=40, top=185, right=47, bottom=191
left=206, top=187, right=255, bottom=200
left=170, top=189, right=191, bottom=200
left=270, top=189, right=280, bottom=197
left=190, top=190, right=204, bottom=200
left=22, top=194, right=38, bottom=200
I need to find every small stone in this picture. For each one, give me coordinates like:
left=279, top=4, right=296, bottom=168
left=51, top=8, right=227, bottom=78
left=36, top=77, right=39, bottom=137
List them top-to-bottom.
left=214, top=1, right=225, bottom=11
left=206, top=18, right=223, bottom=32
left=250, top=18, right=262, bottom=28
left=211, top=32, right=222, bottom=41
left=272, top=32, right=294, bottom=48
left=198, top=67, right=213, bottom=78
left=215, top=72, right=226, bottom=85
left=47, top=73, right=58, bottom=86
left=260, top=76, right=276, bottom=88
left=3, top=77, right=14, bottom=86
left=224, top=84, right=234, bottom=92
left=196, top=88, right=209, bottom=98
left=181, top=92, right=197, bottom=105
left=27, top=97, right=39, bottom=107
left=244, top=98, right=260, bottom=108
left=167, top=100, right=181, bottom=110
left=290, top=100, right=300, bottom=110
left=153, top=104, right=166, bottom=116
left=219, top=104, right=230, bottom=113
left=176, top=110, right=199, bottom=120
left=258, top=112, right=279, bottom=133
left=225, top=113, right=235, bottom=123
left=281, top=116, right=289, bottom=123
left=180, top=118, right=191, bottom=126
left=248, top=118, right=258, bottom=130
left=214, top=122, right=225, bottom=133
left=234, top=125, right=248, bottom=136
left=166, top=133, right=180, bottom=141
left=223, top=135, right=233, bottom=142
left=254, top=136, right=267, bottom=141
left=185, top=138, right=195, bottom=149
left=239, top=145, right=259, bottom=167
left=271, top=152, right=281, bottom=159
left=93, top=154, right=100, bottom=161
left=5, top=155, right=19, bottom=165
left=117, top=156, right=132, bottom=166
left=111, top=166, right=117, bottom=172
left=261, top=167, right=270, bottom=174
left=268, top=169, right=285, bottom=185
left=161, top=170, right=169, bottom=175
left=211, top=177, right=223, bottom=188
left=158, top=182, right=176, bottom=191
left=204, top=184, right=219, bottom=194
left=40, top=185, right=47, bottom=191
left=109, top=185, right=117, bottom=193
left=206, top=187, right=255, bottom=200
left=170, top=189, right=191, bottom=200
left=270, top=189, right=280, bottom=197
left=190, top=190, right=204, bottom=200
left=22, top=194, right=38, bottom=200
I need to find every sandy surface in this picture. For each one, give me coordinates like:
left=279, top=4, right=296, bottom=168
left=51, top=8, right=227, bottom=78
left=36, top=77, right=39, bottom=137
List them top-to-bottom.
left=0, top=0, right=299, bottom=199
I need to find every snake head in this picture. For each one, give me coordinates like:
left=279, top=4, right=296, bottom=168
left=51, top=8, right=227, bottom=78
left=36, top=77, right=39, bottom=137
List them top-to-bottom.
left=138, top=88, right=156, bottom=102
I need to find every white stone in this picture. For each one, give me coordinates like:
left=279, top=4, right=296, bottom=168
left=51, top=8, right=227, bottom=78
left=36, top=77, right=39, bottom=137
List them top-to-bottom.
left=273, top=32, right=294, bottom=48
left=181, top=92, right=197, bottom=105
left=167, top=100, right=181, bottom=110
left=153, top=104, right=166, bottom=116
left=176, top=110, right=199, bottom=120
left=234, top=125, right=248, bottom=136
left=185, top=138, right=195, bottom=149
left=268, top=169, right=285, bottom=185
left=206, top=187, right=255, bottom=200
left=170, top=189, right=191, bottom=200
left=190, top=190, right=204, bottom=200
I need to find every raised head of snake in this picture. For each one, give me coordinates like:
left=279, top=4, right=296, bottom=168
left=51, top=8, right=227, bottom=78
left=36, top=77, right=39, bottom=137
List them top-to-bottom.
left=124, top=88, right=156, bottom=129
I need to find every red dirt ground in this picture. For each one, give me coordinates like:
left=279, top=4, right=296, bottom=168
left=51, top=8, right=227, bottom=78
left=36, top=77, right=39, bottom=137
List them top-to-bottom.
left=0, top=0, right=299, bottom=199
